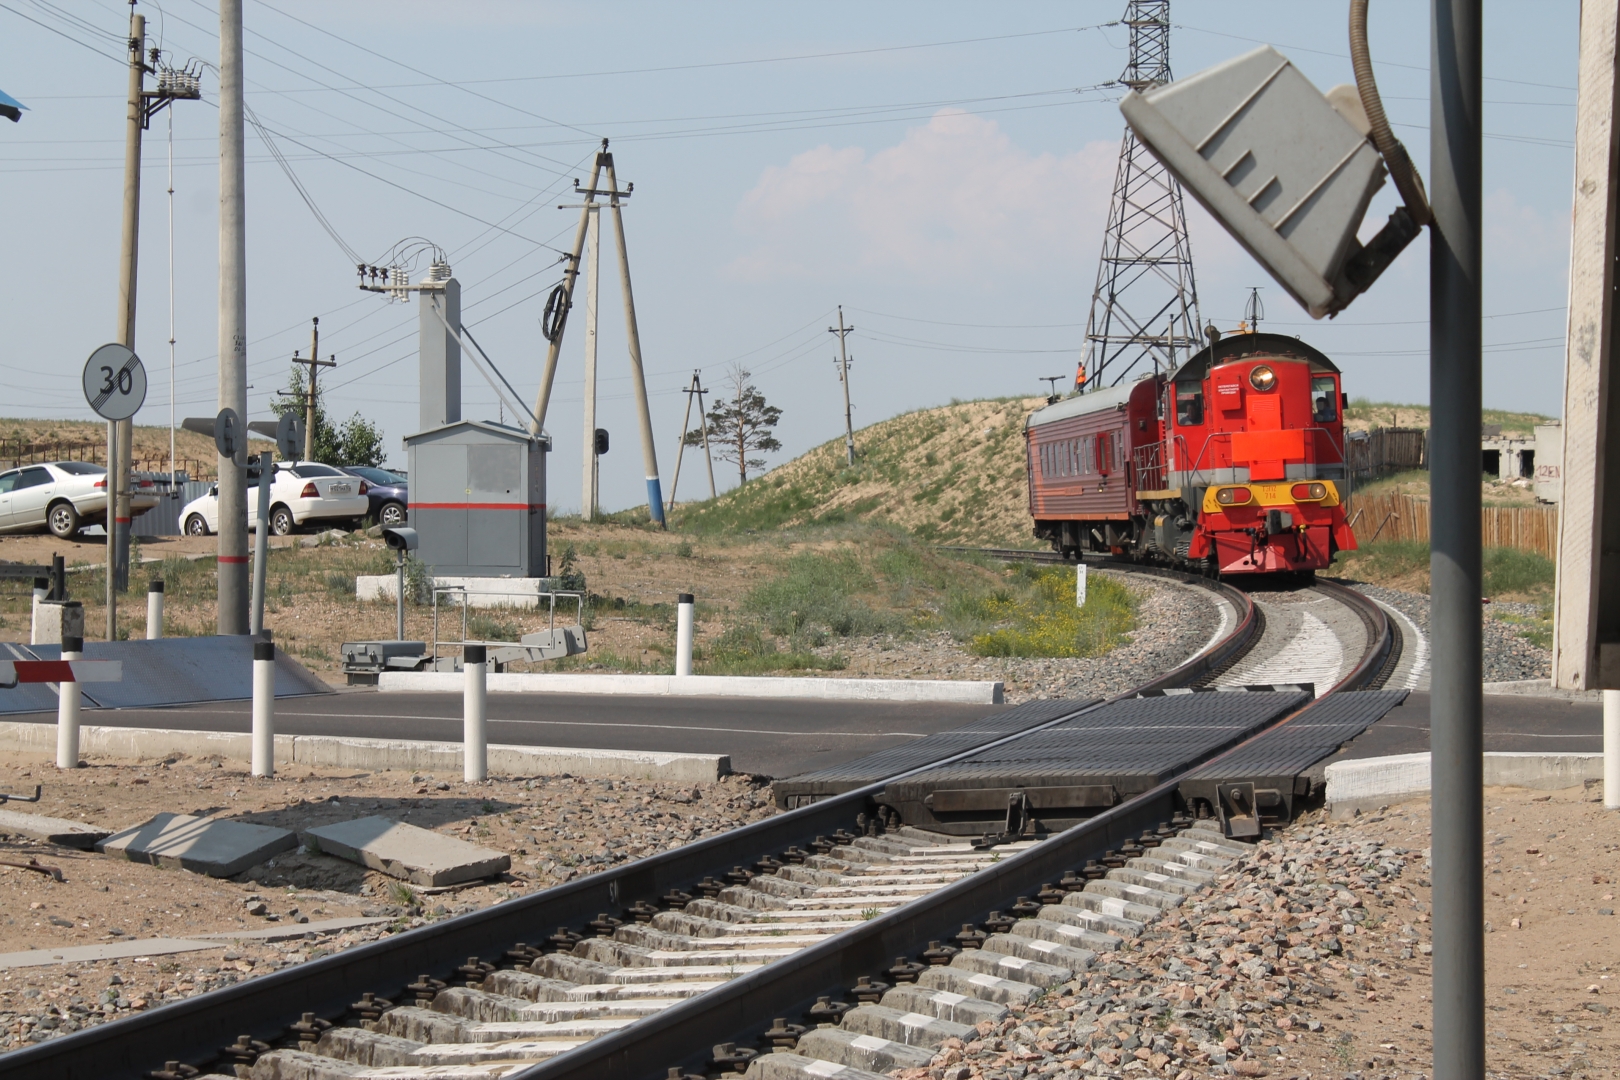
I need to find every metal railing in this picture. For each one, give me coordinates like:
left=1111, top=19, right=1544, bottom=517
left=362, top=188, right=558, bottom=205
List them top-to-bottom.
left=429, top=585, right=585, bottom=667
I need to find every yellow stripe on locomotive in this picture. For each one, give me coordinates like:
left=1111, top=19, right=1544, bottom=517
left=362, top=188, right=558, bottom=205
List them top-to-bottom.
left=1201, top=480, right=1342, bottom=513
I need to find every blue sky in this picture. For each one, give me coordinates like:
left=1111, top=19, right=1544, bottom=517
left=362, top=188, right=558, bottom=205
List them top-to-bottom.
left=0, top=1, right=1579, bottom=511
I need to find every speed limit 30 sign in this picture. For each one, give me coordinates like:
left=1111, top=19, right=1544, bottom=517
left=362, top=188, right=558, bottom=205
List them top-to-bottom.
left=82, top=343, right=147, bottom=421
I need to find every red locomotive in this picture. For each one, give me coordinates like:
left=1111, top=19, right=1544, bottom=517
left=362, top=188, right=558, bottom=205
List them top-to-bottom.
left=1026, top=331, right=1357, bottom=576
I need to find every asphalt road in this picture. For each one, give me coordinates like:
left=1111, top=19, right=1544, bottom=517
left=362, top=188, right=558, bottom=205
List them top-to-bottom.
left=1, top=691, right=1009, bottom=779
left=1334, top=691, right=1602, bottom=759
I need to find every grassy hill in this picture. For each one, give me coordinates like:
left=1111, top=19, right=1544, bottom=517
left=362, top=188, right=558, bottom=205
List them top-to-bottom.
left=671, top=397, right=1046, bottom=548
left=1345, top=400, right=1554, bottom=436
left=0, top=418, right=269, bottom=478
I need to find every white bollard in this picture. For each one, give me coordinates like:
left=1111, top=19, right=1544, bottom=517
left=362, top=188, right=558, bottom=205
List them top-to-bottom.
left=1076, top=563, right=1088, bottom=607
left=30, top=577, right=47, bottom=646
left=146, top=579, right=164, bottom=639
left=675, top=592, right=695, bottom=677
left=56, top=636, right=82, bottom=770
left=252, top=639, right=276, bottom=777
left=464, top=644, right=487, bottom=782
left=1606, top=689, right=1620, bottom=810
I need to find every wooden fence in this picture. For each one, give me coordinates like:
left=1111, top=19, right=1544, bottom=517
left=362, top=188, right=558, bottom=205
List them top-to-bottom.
left=1346, top=427, right=1427, bottom=482
left=1343, top=492, right=1559, bottom=559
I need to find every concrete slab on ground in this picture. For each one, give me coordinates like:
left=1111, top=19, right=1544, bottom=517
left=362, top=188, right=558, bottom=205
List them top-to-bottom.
left=379, top=671, right=1005, bottom=705
left=1325, top=751, right=1604, bottom=816
left=0, top=807, right=110, bottom=848
left=96, top=812, right=299, bottom=877
left=303, top=816, right=510, bottom=886
left=194, top=916, right=390, bottom=941
left=0, top=938, right=223, bottom=969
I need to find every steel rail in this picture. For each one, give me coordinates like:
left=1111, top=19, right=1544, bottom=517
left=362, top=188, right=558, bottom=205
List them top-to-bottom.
left=6, top=563, right=1258, bottom=1080
left=514, top=580, right=1392, bottom=1080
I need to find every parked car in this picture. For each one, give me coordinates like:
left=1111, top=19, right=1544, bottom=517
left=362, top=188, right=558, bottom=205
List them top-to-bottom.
left=0, top=461, right=160, bottom=538
left=181, top=462, right=369, bottom=536
left=339, top=466, right=408, bottom=527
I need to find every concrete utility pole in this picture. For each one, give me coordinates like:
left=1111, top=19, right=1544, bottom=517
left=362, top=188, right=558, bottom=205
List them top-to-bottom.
left=218, top=0, right=249, bottom=634
left=1428, top=2, right=1483, bottom=1076
left=532, top=151, right=607, bottom=433
left=602, top=152, right=665, bottom=527
left=581, top=204, right=601, bottom=518
left=829, top=307, right=856, bottom=466
left=291, top=319, right=335, bottom=462
left=666, top=370, right=716, bottom=512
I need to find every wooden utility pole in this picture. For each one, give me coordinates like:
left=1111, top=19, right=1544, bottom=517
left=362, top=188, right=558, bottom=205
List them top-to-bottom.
left=829, top=307, right=856, bottom=465
left=291, top=318, right=334, bottom=461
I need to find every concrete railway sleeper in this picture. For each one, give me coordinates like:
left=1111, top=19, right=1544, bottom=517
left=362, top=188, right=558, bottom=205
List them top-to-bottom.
left=4, top=563, right=1281, bottom=1080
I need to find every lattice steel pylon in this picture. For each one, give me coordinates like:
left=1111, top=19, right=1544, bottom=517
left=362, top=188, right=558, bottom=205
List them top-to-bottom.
left=1079, top=0, right=1202, bottom=392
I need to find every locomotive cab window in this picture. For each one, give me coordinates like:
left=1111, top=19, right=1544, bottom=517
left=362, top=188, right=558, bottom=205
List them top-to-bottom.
left=1311, top=376, right=1338, bottom=422
left=1175, top=383, right=1204, bottom=426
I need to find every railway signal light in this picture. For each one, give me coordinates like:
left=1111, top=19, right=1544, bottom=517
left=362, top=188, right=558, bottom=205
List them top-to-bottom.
left=1120, top=44, right=1423, bottom=319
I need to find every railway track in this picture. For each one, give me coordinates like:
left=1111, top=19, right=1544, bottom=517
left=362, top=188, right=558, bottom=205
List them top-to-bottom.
left=7, top=562, right=1407, bottom=1080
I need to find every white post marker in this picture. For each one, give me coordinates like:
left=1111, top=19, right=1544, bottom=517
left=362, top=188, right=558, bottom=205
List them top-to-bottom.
left=1076, top=563, right=1088, bottom=608
left=146, top=579, right=164, bottom=639
left=675, top=592, right=695, bottom=677
left=56, top=635, right=83, bottom=770
left=252, top=638, right=275, bottom=777
left=464, top=644, right=487, bottom=782
left=1606, top=689, right=1620, bottom=810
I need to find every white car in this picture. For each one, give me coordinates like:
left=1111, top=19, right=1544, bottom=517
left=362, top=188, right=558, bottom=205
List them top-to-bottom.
left=0, top=461, right=160, bottom=538
left=181, top=462, right=370, bottom=537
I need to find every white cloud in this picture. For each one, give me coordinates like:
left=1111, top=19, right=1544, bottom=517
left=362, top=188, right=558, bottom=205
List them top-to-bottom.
left=728, top=109, right=1119, bottom=283
left=1485, top=188, right=1568, bottom=269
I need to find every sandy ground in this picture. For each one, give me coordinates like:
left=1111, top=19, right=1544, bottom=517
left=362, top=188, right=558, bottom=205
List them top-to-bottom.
left=0, top=749, right=772, bottom=1051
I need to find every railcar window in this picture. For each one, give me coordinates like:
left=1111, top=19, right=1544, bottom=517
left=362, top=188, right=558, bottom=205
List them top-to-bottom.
left=1311, top=376, right=1338, bottom=422
left=1176, top=383, right=1204, bottom=425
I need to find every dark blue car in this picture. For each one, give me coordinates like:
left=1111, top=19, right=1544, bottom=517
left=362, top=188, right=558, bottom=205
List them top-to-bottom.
left=340, top=466, right=408, bottom=526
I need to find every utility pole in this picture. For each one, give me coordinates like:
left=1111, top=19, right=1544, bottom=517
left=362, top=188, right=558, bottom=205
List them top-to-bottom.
left=218, top=0, right=249, bottom=635
left=112, top=2, right=197, bottom=638
left=1429, top=3, right=1483, bottom=1076
left=532, top=150, right=606, bottom=433
left=602, top=152, right=665, bottom=526
left=580, top=204, right=601, bottom=518
left=828, top=307, right=856, bottom=465
left=290, top=319, right=335, bottom=462
left=666, top=370, right=716, bottom=512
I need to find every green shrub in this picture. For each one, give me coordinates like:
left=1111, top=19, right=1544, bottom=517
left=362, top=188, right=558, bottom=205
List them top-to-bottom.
left=1482, top=546, right=1554, bottom=598
left=742, top=552, right=900, bottom=638
left=969, top=567, right=1137, bottom=658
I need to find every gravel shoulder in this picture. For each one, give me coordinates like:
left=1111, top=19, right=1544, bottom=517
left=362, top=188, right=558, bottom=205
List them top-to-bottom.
left=1350, top=581, right=1551, bottom=683
left=0, top=751, right=772, bottom=1053
left=901, top=784, right=1619, bottom=1080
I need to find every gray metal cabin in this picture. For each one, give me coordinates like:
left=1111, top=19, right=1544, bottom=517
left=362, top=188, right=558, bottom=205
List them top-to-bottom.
left=404, top=420, right=548, bottom=577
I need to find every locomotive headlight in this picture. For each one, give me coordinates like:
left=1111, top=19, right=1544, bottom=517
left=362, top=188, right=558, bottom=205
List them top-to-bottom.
left=1248, top=365, right=1277, bottom=392
left=1291, top=482, right=1328, bottom=500
left=1215, top=487, right=1252, bottom=505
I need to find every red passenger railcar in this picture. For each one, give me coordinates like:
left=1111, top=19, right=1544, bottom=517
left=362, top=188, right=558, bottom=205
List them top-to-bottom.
left=1026, top=331, right=1357, bottom=576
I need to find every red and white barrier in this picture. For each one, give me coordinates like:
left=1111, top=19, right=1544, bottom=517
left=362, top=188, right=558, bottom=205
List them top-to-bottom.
left=0, top=660, right=123, bottom=685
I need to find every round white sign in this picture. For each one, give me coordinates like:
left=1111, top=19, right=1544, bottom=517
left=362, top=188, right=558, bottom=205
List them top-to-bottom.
left=82, top=343, right=147, bottom=421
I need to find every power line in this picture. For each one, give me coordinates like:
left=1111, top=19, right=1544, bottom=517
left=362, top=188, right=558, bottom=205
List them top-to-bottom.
left=0, top=1, right=123, bottom=63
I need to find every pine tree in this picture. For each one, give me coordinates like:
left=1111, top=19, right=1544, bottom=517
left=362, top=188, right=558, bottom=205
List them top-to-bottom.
left=685, top=365, right=782, bottom=484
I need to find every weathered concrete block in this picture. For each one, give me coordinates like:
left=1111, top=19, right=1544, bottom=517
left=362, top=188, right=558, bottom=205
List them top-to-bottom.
left=0, top=808, right=110, bottom=848
left=97, top=813, right=296, bottom=878
left=302, top=816, right=509, bottom=887
left=1106, top=866, right=1201, bottom=895
left=1082, top=878, right=1184, bottom=911
left=1060, top=890, right=1162, bottom=923
left=1009, top=915, right=1120, bottom=952
left=982, top=932, right=1095, bottom=971
left=948, top=947, right=1072, bottom=988
left=914, top=965, right=1042, bottom=1006
left=880, top=983, right=1007, bottom=1025
left=841, top=1003, right=975, bottom=1047
left=313, top=1026, right=423, bottom=1067
left=791, top=1026, right=934, bottom=1071
left=744, top=1052, right=891, bottom=1080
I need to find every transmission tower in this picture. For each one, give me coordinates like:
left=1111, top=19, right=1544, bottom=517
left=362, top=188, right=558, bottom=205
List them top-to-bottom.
left=1079, top=0, right=1202, bottom=392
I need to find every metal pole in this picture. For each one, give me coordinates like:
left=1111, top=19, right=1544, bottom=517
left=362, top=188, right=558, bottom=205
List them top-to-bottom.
left=217, top=0, right=250, bottom=635
left=1429, top=2, right=1483, bottom=1076
left=113, top=11, right=145, bottom=598
left=167, top=106, right=176, bottom=488
left=531, top=152, right=606, bottom=433
left=603, top=157, right=665, bottom=526
left=581, top=206, right=600, bottom=518
left=833, top=306, right=856, bottom=466
left=304, top=318, right=319, bottom=461
left=105, top=423, right=117, bottom=640
left=250, top=458, right=271, bottom=636
left=396, top=553, right=406, bottom=641
left=146, top=580, right=163, bottom=639
left=675, top=593, right=694, bottom=677
left=57, top=636, right=82, bottom=771
left=251, top=638, right=274, bottom=776
left=464, top=643, right=487, bottom=782
left=1606, top=690, right=1620, bottom=809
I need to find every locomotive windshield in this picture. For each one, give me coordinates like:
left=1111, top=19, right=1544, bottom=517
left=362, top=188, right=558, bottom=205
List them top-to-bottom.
left=1311, top=376, right=1337, bottom=422
left=1175, top=383, right=1204, bottom=426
